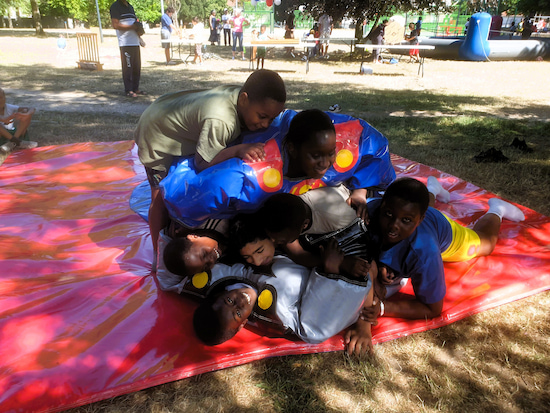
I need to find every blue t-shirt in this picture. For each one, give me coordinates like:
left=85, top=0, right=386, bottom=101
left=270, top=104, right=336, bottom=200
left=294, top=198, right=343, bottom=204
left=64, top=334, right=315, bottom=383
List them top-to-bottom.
left=161, top=13, right=173, bottom=33
left=369, top=201, right=453, bottom=304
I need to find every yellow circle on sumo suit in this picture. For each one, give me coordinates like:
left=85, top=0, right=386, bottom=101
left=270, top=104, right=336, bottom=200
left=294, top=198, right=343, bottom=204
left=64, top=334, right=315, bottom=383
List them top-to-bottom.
left=336, top=149, right=353, bottom=169
left=263, top=167, right=281, bottom=188
left=299, top=184, right=312, bottom=195
left=192, top=272, right=209, bottom=289
left=258, top=289, right=273, bottom=310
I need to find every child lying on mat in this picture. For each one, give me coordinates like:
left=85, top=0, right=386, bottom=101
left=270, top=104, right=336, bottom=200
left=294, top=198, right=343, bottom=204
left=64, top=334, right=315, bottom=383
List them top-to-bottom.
left=361, top=177, right=526, bottom=323
left=234, top=189, right=373, bottom=279
left=192, top=238, right=376, bottom=356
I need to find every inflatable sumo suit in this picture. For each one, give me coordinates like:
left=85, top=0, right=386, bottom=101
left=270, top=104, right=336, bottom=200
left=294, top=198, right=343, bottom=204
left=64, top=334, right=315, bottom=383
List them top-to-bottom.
left=155, top=110, right=395, bottom=228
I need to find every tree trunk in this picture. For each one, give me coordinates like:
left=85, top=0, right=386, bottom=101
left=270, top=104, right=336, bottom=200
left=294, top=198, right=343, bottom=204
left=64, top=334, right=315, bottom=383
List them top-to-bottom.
left=30, top=0, right=45, bottom=35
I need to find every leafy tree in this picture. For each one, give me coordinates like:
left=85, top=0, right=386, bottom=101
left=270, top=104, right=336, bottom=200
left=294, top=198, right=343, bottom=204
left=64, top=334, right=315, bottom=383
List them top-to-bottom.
left=30, top=0, right=45, bottom=34
left=177, top=0, right=227, bottom=25
left=516, top=0, right=550, bottom=13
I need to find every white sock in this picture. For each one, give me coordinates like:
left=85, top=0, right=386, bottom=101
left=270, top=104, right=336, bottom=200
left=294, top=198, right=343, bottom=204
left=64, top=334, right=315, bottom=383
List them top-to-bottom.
left=427, top=176, right=450, bottom=203
left=487, top=198, right=525, bottom=222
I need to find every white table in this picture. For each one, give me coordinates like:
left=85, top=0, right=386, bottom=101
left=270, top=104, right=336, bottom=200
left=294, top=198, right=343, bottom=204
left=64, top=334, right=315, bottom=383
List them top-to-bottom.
left=302, top=37, right=357, bottom=58
left=161, top=39, right=195, bottom=63
left=245, top=42, right=316, bottom=73
left=355, top=44, right=436, bottom=77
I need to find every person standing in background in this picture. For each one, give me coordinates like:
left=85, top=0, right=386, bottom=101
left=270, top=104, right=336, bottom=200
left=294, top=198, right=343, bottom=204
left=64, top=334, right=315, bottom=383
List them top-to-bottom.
left=110, top=0, right=145, bottom=98
left=161, top=6, right=178, bottom=65
left=222, top=9, right=231, bottom=46
left=230, top=9, right=248, bottom=60
left=208, top=10, right=219, bottom=46
left=318, top=13, right=333, bottom=59
left=415, top=16, right=423, bottom=35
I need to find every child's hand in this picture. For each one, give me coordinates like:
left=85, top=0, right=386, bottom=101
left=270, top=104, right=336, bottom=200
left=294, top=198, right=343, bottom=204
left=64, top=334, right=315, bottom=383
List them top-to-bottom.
left=238, top=143, right=266, bottom=163
left=347, top=188, right=369, bottom=223
left=320, top=238, right=344, bottom=274
left=340, top=256, right=370, bottom=279
left=378, top=265, right=395, bottom=285
left=360, top=298, right=381, bottom=324
left=344, top=318, right=373, bottom=356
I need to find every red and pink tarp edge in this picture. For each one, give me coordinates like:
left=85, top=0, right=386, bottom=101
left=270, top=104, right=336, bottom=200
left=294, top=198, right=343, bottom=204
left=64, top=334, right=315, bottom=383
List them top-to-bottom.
left=1, top=141, right=549, bottom=413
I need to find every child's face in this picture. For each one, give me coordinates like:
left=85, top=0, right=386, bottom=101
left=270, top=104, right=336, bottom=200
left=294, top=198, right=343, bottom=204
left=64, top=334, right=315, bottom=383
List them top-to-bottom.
left=409, top=23, right=415, bottom=30
left=260, top=26, right=266, bottom=34
left=238, top=95, right=285, bottom=132
left=291, top=130, right=337, bottom=179
left=378, top=196, right=424, bottom=247
left=184, top=234, right=222, bottom=275
left=240, top=238, right=275, bottom=267
left=212, top=287, right=258, bottom=332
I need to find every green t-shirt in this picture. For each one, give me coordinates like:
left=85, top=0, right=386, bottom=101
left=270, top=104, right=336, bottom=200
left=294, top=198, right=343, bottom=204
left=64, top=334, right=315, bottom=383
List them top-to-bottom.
left=134, top=85, right=242, bottom=172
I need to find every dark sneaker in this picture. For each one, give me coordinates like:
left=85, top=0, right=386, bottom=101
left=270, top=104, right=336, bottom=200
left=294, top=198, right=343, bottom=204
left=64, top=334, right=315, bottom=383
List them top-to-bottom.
left=510, top=137, right=533, bottom=153
left=472, top=147, right=509, bottom=163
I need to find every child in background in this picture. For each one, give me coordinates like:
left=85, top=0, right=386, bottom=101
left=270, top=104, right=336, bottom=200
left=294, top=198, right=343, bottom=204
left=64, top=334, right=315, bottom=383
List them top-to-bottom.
left=190, top=17, right=205, bottom=65
left=405, top=22, right=420, bottom=63
left=256, top=25, right=270, bottom=69
left=134, top=69, right=286, bottom=256
left=0, top=88, right=37, bottom=155
left=362, top=177, right=525, bottom=323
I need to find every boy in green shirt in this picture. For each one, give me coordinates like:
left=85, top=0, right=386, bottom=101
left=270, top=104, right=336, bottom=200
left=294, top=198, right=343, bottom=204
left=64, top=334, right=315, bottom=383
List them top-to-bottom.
left=134, top=69, right=286, bottom=255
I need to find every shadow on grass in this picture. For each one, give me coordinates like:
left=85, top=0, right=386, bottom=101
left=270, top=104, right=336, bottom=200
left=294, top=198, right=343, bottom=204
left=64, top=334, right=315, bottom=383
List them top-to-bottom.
left=3, top=62, right=549, bottom=124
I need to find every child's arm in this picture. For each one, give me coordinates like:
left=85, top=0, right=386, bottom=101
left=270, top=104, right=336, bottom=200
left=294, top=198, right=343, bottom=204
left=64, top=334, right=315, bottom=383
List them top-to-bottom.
left=194, top=143, right=266, bottom=172
left=346, top=188, right=369, bottom=223
left=283, top=240, right=322, bottom=268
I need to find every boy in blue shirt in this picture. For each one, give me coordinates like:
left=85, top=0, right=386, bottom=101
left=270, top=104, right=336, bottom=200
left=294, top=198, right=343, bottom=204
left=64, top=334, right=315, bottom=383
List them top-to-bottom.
left=363, top=177, right=525, bottom=321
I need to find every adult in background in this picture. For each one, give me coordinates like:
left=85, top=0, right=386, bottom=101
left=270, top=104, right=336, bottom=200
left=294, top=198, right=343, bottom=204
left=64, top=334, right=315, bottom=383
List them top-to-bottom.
left=110, top=0, right=145, bottom=98
left=161, top=6, right=178, bottom=65
left=222, top=9, right=231, bottom=46
left=231, top=9, right=248, bottom=60
left=208, top=10, right=219, bottom=46
left=284, top=10, right=295, bottom=57
left=318, top=13, right=333, bottom=58
left=415, top=16, right=422, bottom=35
left=521, top=17, right=534, bottom=39
left=371, top=19, right=388, bottom=63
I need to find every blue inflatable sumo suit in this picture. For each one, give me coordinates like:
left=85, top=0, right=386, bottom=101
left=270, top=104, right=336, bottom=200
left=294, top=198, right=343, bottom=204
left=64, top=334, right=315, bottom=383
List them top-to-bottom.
left=130, top=110, right=395, bottom=228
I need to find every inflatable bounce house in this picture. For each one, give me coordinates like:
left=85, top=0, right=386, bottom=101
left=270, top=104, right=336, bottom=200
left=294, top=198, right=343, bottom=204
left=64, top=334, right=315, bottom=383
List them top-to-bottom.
left=413, top=12, right=550, bottom=60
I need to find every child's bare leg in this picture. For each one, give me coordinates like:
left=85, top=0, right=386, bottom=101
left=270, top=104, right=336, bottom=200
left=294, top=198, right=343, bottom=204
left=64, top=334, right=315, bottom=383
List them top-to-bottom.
left=474, top=198, right=525, bottom=256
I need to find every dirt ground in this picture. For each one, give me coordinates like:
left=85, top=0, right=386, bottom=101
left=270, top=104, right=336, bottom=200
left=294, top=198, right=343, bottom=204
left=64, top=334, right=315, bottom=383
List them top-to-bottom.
left=1, top=27, right=549, bottom=121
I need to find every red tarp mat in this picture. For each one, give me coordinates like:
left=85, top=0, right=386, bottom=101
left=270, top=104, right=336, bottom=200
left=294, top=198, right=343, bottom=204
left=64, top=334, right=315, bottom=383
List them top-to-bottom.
left=1, top=141, right=549, bottom=413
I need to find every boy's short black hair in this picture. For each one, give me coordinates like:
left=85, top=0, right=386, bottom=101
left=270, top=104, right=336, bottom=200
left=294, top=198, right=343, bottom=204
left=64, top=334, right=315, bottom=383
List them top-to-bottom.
left=165, top=6, right=174, bottom=13
left=240, top=69, right=286, bottom=104
left=283, top=109, right=335, bottom=149
left=383, top=177, right=430, bottom=216
left=260, top=193, right=308, bottom=235
left=230, top=213, right=268, bottom=253
left=163, top=237, right=193, bottom=276
left=193, top=295, right=240, bottom=346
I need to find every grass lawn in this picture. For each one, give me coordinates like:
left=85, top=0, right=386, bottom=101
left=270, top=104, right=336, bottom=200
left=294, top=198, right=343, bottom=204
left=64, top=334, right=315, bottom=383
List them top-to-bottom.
left=2, top=29, right=550, bottom=413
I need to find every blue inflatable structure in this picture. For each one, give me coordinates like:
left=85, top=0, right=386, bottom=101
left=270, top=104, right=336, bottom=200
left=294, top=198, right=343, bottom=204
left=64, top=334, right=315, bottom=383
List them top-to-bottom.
left=399, top=12, right=550, bottom=61
left=130, top=110, right=396, bottom=227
